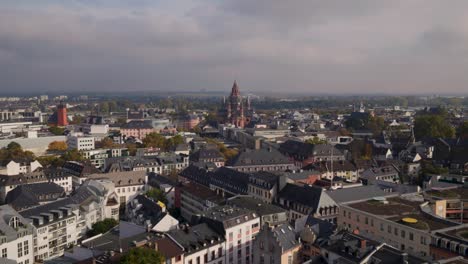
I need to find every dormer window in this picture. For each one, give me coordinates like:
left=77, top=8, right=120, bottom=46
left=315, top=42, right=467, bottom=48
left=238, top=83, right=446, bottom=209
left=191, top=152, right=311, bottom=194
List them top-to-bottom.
left=9, top=216, right=19, bottom=229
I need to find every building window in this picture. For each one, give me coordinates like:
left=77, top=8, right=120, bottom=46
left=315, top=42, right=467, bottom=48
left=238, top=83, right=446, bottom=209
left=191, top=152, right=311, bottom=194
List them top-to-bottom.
left=380, top=223, right=384, bottom=231
left=387, top=225, right=391, bottom=233
left=401, top=230, right=405, bottom=238
left=409, top=232, right=414, bottom=241
left=420, top=236, right=426, bottom=245
left=24, top=240, right=29, bottom=255
left=18, top=242, right=23, bottom=257
left=2, top=248, right=7, bottom=258
left=288, top=255, right=292, bottom=264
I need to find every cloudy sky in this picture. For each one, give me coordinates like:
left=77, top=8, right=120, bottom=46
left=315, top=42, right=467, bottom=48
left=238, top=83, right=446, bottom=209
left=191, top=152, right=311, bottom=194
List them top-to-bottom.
left=1, top=0, right=468, bottom=94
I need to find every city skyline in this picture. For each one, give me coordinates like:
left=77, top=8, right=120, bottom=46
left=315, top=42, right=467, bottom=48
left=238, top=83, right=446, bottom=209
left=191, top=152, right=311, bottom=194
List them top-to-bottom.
left=1, top=0, right=468, bottom=94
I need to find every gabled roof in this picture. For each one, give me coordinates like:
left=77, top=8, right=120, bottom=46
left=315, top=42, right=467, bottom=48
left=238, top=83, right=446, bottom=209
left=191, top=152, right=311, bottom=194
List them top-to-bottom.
left=228, top=148, right=292, bottom=167
left=6, top=182, right=65, bottom=211
left=278, top=183, right=336, bottom=212
left=271, top=224, right=300, bottom=252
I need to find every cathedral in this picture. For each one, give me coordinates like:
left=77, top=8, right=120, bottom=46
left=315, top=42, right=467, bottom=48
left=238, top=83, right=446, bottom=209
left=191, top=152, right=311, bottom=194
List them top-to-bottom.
left=221, top=81, right=252, bottom=128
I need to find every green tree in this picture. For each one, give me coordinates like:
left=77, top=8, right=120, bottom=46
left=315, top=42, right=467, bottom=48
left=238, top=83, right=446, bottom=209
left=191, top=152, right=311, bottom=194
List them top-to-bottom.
left=414, top=115, right=455, bottom=140
left=458, top=121, right=468, bottom=139
left=49, top=126, right=65, bottom=135
left=143, top=133, right=166, bottom=149
left=305, top=137, right=327, bottom=144
left=0, top=142, right=36, bottom=162
left=61, top=149, right=84, bottom=162
left=146, top=188, right=168, bottom=205
left=87, top=218, right=118, bottom=237
left=119, top=247, right=164, bottom=264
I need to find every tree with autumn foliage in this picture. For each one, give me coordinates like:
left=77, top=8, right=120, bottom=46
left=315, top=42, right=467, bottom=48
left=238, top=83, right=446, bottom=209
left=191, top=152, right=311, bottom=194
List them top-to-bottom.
left=48, top=141, right=68, bottom=151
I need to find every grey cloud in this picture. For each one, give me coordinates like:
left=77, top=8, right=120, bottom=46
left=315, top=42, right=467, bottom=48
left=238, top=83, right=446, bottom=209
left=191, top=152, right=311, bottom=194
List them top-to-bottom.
left=0, top=1, right=467, bottom=94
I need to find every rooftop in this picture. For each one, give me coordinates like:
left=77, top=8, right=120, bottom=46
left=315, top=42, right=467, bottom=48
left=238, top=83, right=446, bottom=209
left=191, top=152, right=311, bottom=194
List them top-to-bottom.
left=227, top=196, right=287, bottom=216
left=348, top=197, right=457, bottom=231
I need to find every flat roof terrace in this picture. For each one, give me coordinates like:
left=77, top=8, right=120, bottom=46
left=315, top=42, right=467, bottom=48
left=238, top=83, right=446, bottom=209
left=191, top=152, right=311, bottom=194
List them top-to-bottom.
left=348, top=197, right=457, bottom=231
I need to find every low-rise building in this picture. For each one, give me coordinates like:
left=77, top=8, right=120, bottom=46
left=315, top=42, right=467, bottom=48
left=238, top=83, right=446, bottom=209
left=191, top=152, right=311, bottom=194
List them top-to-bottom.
left=67, top=135, right=95, bottom=151
left=227, top=147, right=295, bottom=173
left=0, top=159, right=42, bottom=176
left=360, top=166, right=400, bottom=185
left=126, top=195, right=178, bottom=232
left=339, top=195, right=460, bottom=258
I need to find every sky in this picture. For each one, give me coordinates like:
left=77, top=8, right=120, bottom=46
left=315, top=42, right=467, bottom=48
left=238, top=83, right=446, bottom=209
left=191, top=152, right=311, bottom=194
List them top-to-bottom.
left=1, top=0, right=468, bottom=95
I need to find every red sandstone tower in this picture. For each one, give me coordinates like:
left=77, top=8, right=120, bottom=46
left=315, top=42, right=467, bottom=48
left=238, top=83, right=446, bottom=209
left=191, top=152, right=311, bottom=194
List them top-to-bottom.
left=225, top=81, right=246, bottom=128
left=57, top=102, right=68, bottom=126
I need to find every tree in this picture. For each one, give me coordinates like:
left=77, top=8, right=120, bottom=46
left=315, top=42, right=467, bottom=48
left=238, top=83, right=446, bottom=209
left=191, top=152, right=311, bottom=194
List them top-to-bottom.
left=414, top=115, right=455, bottom=140
left=458, top=121, right=468, bottom=139
left=49, top=126, right=65, bottom=135
left=143, top=133, right=166, bottom=149
left=165, top=135, right=184, bottom=150
left=99, top=137, right=116, bottom=148
left=305, top=137, right=327, bottom=145
left=48, top=141, right=68, bottom=151
left=0, top=142, right=36, bottom=163
left=61, top=149, right=84, bottom=162
left=146, top=188, right=168, bottom=205
left=87, top=218, right=118, bottom=237
left=119, top=247, right=164, bottom=264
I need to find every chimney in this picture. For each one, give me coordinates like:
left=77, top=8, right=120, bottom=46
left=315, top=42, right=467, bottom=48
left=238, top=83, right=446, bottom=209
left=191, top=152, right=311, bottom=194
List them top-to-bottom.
left=353, top=229, right=360, bottom=235
left=360, top=239, right=366, bottom=250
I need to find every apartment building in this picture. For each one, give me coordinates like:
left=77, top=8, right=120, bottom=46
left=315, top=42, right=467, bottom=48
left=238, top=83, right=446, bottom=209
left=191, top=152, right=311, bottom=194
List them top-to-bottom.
left=19, top=180, right=120, bottom=261
left=0, top=205, right=34, bottom=264
left=198, top=205, right=261, bottom=264
left=168, top=223, right=226, bottom=264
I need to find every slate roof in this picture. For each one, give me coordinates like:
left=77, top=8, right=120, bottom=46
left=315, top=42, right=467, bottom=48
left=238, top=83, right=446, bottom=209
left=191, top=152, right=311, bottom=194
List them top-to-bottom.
left=122, top=120, right=153, bottom=129
left=279, top=140, right=343, bottom=158
left=190, top=147, right=224, bottom=162
left=228, top=148, right=292, bottom=167
left=303, top=160, right=357, bottom=173
left=63, top=161, right=101, bottom=177
left=360, top=166, right=399, bottom=179
left=0, top=167, right=72, bottom=186
left=211, top=167, right=250, bottom=195
left=87, top=170, right=146, bottom=187
left=249, top=171, right=279, bottom=189
left=6, top=182, right=65, bottom=211
left=20, top=182, right=105, bottom=220
left=279, top=183, right=321, bottom=207
left=326, top=185, right=393, bottom=204
left=129, top=195, right=165, bottom=225
left=227, top=196, right=287, bottom=216
left=0, top=204, right=34, bottom=242
left=198, top=205, right=258, bottom=234
left=168, top=223, right=224, bottom=254
left=271, top=223, right=300, bottom=252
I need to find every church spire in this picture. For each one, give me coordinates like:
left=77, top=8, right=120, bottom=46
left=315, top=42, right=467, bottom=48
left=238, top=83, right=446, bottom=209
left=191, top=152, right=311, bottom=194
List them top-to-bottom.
left=231, top=80, right=240, bottom=97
